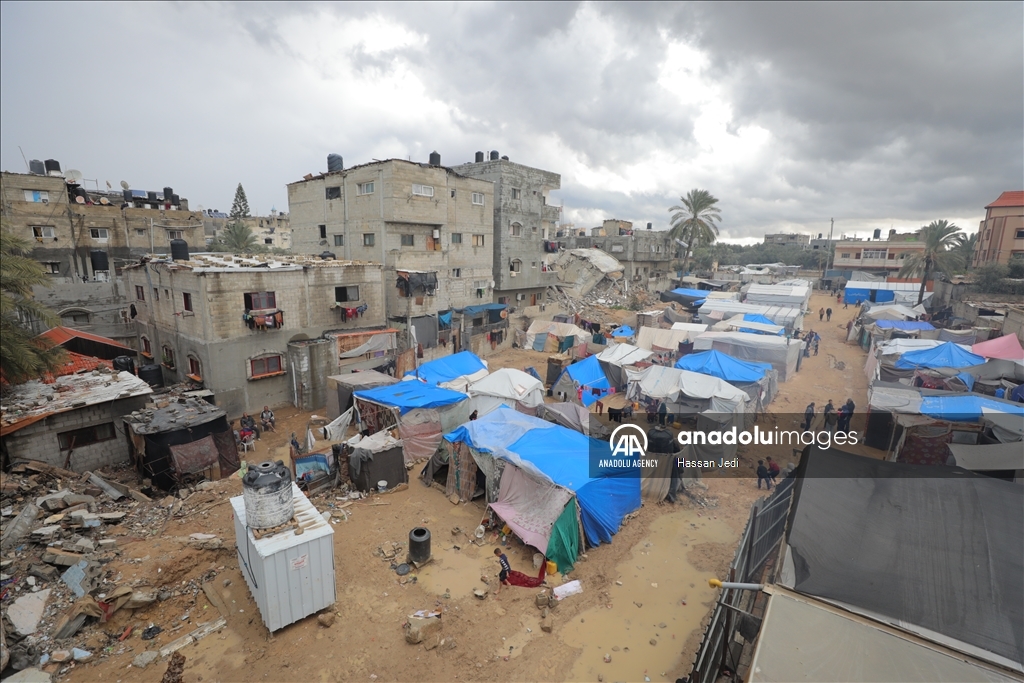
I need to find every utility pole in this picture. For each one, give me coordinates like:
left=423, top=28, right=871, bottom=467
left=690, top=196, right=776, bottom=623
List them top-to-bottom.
left=66, top=206, right=82, bottom=280
left=825, top=218, right=835, bottom=273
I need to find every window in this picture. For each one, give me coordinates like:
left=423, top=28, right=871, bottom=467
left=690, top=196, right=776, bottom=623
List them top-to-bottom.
left=357, top=182, right=374, bottom=195
left=412, top=184, right=434, bottom=197
left=325, top=186, right=341, bottom=200
left=511, top=188, right=521, bottom=200
left=451, top=189, right=456, bottom=198
left=24, top=190, right=49, bottom=203
left=472, top=193, right=484, bottom=206
left=510, top=223, right=522, bottom=237
left=319, top=224, right=327, bottom=239
left=32, top=226, right=56, bottom=239
left=532, top=226, right=538, bottom=235
left=89, top=228, right=109, bottom=240
left=135, top=228, right=146, bottom=236
left=1016, top=229, right=1024, bottom=239
left=167, top=230, right=183, bottom=240
left=363, top=233, right=375, bottom=246
left=451, top=233, right=463, bottom=244
left=334, top=234, right=344, bottom=247
left=400, top=234, right=415, bottom=247
left=472, top=234, right=485, bottom=247
left=264, top=238, right=273, bottom=245
left=863, top=249, right=887, bottom=259
left=841, top=253, right=851, bottom=259
left=854, top=253, right=861, bottom=259
left=888, top=253, right=896, bottom=259
left=900, top=253, right=907, bottom=259
left=510, top=259, right=522, bottom=273
left=531, top=261, right=537, bottom=269
left=41, top=262, right=60, bottom=274
left=451, top=268, right=462, bottom=278
left=135, top=285, right=145, bottom=301
left=335, top=285, right=360, bottom=302
left=153, top=288, right=159, bottom=301
left=476, top=288, right=486, bottom=299
left=164, top=289, right=169, bottom=298
left=244, top=291, right=276, bottom=310
left=182, top=292, right=193, bottom=312
left=61, top=311, right=90, bottom=325
left=141, top=337, right=152, bottom=355
left=162, top=346, right=175, bottom=368
left=250, top=355, right=283, bottom=378
left=188, top=356, right=202, bottom=379
left=58, top=423, right=115, bottom=451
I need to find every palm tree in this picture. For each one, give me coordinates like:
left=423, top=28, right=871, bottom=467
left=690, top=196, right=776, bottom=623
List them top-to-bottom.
left=668, top=189, right=721, bottom=274
left=898, top=219, right=966, bottom=304
left=219, top=221, right=259, bottom=253
left=1, top=227, right=65, bottom=383
left=953, top=232, right=978, bottom=272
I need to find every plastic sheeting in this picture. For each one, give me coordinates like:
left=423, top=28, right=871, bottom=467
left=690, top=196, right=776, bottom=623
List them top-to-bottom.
left=743, top=283, right=810, bottom=309
left=697, top=300, right=803, bottom=331
left=863, top=304, right=921, bottom=321
left=525, top=320, right=589, bottom=351
left=874, top=320, right=935, bottom=331
left=670, top=322, right=709, bottom=333
left=610, top=325, right=635, bottom=337
left=636, top=326, right=700, bottom=351
left=693, top=331, right=802, bottom=382
left=339, top=332, right=397, bottom=358
left=972, top=334, right=1024, bottom=361
left=894, top=342, right=986, bottom=370
left=596, top=343, right=654, bottom=387
left=674, top=349, right=771, bottom=384
left=404, top=350, right=488, bottom=387
left=551, top=355, right=612, bottom=407
left=625, top=365, right=748, bottom=414
left=468, top=368, right=545, bottom=409
left=355, top=382, right=467, bottom=414
left=920, top=395, right=1024, bottom=422
left=536, top=402, right=609, bottom=437
left=947, top=442, right=1024, bottom=471
left=785, top=447, right=1024, bottom=671
left=488, top=465, right=572, bottom=559
left=547, top=498, right=581, bottom=574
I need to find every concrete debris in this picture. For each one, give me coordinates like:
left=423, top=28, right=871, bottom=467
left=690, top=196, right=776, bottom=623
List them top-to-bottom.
left=1, top=503, right=39, bottom=549
left=8, top=589, right=51, bottom=636
left=317, top=612, right=336, bottom=628
left=405, top=615, right=442, bottom=645
left=159, top=618, right=227, bottom=657
left=72, top=647, right=93, bottom=662
left=50, top=649, right=72, bottom=663
left=132, top=651, right=160, bottom=669
left=3, top=669, right=52, bottom=683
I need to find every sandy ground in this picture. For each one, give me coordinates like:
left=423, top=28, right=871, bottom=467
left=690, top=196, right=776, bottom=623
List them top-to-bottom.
left=60, top=291, right=875, bottom=683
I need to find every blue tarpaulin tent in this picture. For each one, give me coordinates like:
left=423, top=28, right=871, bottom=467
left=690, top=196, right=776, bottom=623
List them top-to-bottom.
left=660, top=288, right=709, bottom=307
left=844, top=288, right=871, bottom=305
left=739, top=313, right=785, bottom=335
left=875, top=320, right=935, bottom=331
left=611, top=325, right=635, bottom=337
left=894, top=342, right=985, bottom=370
left=674, top=349, right=771, bottom=383
left=404, top=350, right=487, bottom=385
left=553, top=355, right=611, bottom=407
left=353, top=382, right=467, bottom=414
left=920, top=394, right=1024, bottom=422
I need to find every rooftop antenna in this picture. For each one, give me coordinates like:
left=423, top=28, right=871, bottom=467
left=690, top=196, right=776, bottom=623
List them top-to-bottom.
left=18, top=146, right=29, bottom=173
left=66, top=169, right=84, bottom=184
left=106, top=180, right=112, bottom=190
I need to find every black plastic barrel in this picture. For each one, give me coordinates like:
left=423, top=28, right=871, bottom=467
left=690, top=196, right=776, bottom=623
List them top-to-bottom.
left=170, top=238, right=189, bottom=261
left=90, top=249, right=109, bottom=272
left=113, top=355, right=135, bottom=374
left=138, top=364, right=163, bottom=387
left=242, top=460, right=294, bottom=529
left=409, top=527, right=431, bottom=563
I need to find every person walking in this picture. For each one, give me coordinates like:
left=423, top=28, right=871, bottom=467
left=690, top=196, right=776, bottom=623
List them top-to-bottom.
left=842, top=294, right=848, bottom=309
left=819, top=307, right=825, bottom=322
left=826, top=307, right=832, bottom=322
left=813, top=332, right=820, bottom=356
left=657, top=399, right=668, bottom=426
left=823, top=399, right=837, bottom=435
left=803, top=402, right=816, bottom=431
left=766, top=456, right=781, bottom=485
left=756, top=460, right=773, bottom=490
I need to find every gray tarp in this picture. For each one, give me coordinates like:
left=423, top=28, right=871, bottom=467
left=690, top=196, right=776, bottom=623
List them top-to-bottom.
left=536, top=402, right=609, bottom=438
left=783, top=447, right=1024, bottom=671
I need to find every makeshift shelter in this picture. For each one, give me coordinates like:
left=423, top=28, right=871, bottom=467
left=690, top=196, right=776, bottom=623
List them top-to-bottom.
left=743, top=283, right=810, bottom=310
left=660, top=288, right=709, bottom=308
left=697, top=300, right=803, bottom=332
left=861, top=303, right=922, bottom=322
left=719, top=316, right=784, bottom=336
left=525, top=320, right=588, bottom=354
left=873, top=320, right=935, bottom=332
left=670, top=322, right=708, bottom=334
left=610, top=325, right=635, bottom=338
left=635, top=326, right=701, bottom=354
left=692, top=331, right=802, bottom=382
left=973, top=333, right=1024, bottom=361
left=894, top=342, right=985, bottom=370
left=595, top=343, right=654, bottom=387
left=674, top=349, right=778, bottom=409
left=403, top=350, right=488, bottom=391
left=551, top=355, right=612, bottom=407
left=625, top=365, right=749, bottom=415
left=467, top=368, right=545, bottom=415
left=325, top=371, right=398, bottom=420
left=353, top=381, right=471, bottom=462
left=536, top=402, right=608, bottom=437
left=442, top=408, right=640, bottom=571
left=347, top=432, right=407, bottom=492
left=947, top=442, right=1024, bottom=482
left=778, top=447, right=1023, bottom=672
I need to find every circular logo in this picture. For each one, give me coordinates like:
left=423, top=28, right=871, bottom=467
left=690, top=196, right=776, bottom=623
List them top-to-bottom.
left=609, top=423, right=648, bottom=457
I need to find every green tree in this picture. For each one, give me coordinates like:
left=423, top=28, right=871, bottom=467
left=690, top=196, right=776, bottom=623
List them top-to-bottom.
left=230, top=183, right=250, bottom=220
left=668, top=189, right=721, bottom=273
left=898, top=219, right=966, bottom=304
left=219, top=221, right=259, bottom=253
left=1, top=227, right=65, bottom=383
left=952, top=232, right=978, bottom=273
left=973, top=263, right=1008, bottom=292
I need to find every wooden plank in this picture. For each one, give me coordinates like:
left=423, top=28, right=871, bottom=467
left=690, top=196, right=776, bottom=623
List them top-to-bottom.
left=202, top=581, right=230, bottom=619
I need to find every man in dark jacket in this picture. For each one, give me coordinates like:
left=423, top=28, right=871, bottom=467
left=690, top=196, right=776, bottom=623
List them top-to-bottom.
left=756, top=460, right=772, bottom=490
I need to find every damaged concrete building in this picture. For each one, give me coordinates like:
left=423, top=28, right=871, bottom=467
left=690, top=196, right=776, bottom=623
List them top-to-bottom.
left=566, top=220, right=676, bottom=291
left=552, top=248, right=625, bottom=298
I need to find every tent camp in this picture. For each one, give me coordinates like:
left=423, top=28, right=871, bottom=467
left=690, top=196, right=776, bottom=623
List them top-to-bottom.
left=843, top=281, right=930, bottom=305
left=743, top=283, right=811, bottom=310
left=660, top=288, right=710, bottom=307
left=697, top=300, right=803, bottom=332
left=862, top=303, right=922, bottom=322
left=525, top=320, right=589, bottom=354
left=636, top=326, right=702, bottom=353
left=693, top=331, right=802, bottom=382
left=973, top=333, right=1024, bottom=361
left=894, top=341, right=985, bottom=370
left=596, top=343, right=654, bottom=387
left=674, top=349, right=778, bottom=409
left=403, top=350, right=488, bottom=391
left=551, top=354, right=611, bottom=407
left=625, top=365, right=749, bottom=414
left=467, top=368, right=545, bottom=416
left=325, top=371, right=398, bottom=420
left=353, top=381, right=472, bottom=462
left=536, top=402, right=608, bottom=437
left=441, top=408, right=640, bottom=573
left=347, top=431, right=407, bottom=492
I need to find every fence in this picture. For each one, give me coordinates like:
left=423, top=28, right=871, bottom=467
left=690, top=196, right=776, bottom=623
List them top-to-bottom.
left=687, top=476, right=795, bottom=683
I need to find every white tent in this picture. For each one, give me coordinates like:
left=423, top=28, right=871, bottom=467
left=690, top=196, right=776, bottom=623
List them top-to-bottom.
left=744, top=283, right=811, bottom=310
left=697, top=300, right=803, bottom=331
left=863, top=304, right=921, bottom=321
left=719, top=318, right=784, bottom=335
left=525, top=320, right=589, bottom=352
left=670, top=322, right=709, bottom=333
left=636, top=326, right=702, bottom=352
left=693, top=331, right=802, bottom=382
left=596, top=343, right=655, bottom=387
left=625, top=365, right=749, bottom=414
left=467, top=368, right=545, bottom=416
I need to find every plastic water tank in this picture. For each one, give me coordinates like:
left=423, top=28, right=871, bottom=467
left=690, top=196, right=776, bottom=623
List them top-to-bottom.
left=489, top=150, right=499, bottom=161
left=429, top=151, right=441, bottom=166
left=475, top=151, right=484, bottom=163
left=327, top=153, right=344, bottom=173
left=29, top=159, right=45, bottom=175
left=44, top=159, right=61, bottom=175
left=163, top=187, right=173, bottom=202
left=122, top=189, right=133, bottom=204
left=147, top=190, right=158, bottom=202
left=171, top=194, right=180, bottom=206
left=170, top=239, right=189, bottom=261
left=89, top=249, right=109, bottom=272
left=319, top=251, right=336, bottom=260
left=112, top=356, right=135, bottom=374
left=138, top=364, right=163, bottom=387
left=242, top=461, right=294, bottom=529
left=409, top=527, right=431, bottom=563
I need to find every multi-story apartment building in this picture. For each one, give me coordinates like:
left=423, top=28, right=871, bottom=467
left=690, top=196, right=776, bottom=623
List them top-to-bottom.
left=451, top=151, right=561, bottom=307
left=1, top=166, right=205, bottom=345
left=973, top=191, right=1024, bottom=267
left=202, top=209, right=292, bottom=250
left=566, top=222, right=675, bottom=288
left=832, top=229, right=925, bottom=277
left=764, top=233, right=811, bottom=247
left=124, top=253, right=386, bottom=417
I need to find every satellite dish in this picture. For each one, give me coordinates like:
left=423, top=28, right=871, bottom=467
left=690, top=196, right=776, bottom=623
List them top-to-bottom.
left=66, top=169, right=84, bottom=182
left=120, top=180, right=130, bottom=190
left=106, top=181, right=112, bottom=190
left=75, top=196, right=86, bottom=204
left=99, top=197, right=110, bottom=205
left=195, top=205, right=204, bottom=212
left=319, top=240, right=328, bottom=246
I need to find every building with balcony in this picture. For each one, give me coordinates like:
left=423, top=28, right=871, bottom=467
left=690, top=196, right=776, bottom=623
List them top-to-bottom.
left=451, top=151, right=561, bottom=308
left=287, top=156, right=495, bottom=343
left=972, top=191, right=1024, bottom=268
left=832, top=229, right=925, bottom=277
left=764, top=233, right=811, bottom=247
left=123, top=253, right=386, bottom=417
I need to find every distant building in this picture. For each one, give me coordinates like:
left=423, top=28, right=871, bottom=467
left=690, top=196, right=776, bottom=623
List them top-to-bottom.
left=451, top=152, right=561, bottom=308
left=1, top=166, right=205, bottom=346
left=972, top=191, right=1024, bottom=267
left=203, top=209, right=292, bottom=251
left=565, top=228, right=675, bottom=289
left=832, top=229, right=925, bottom=277
left=763, top=233, right=811, bottom=247
left=123, top=252, right=387, bottom=418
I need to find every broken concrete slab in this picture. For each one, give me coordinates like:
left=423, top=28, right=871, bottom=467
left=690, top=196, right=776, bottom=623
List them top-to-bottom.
left=86, top=473, right=124, bottom=500
left=36, top=491, right=71, bottom=512
left=1, top=503, right=39, bottom=550
left=96, top=512, right=127, bottom=522
left=42, top=513, right=65, bottom=525
left=31, top=526, right=61, bottom=542
left=74, top=538, right=96, bottom=553
left=98, top=539, right=118, bottom=549
left=42, top=548, right=84, bottom=567
left=61, top=561, right=93, bottom=598
left=29, top=564, right=59, bottom=582
left=8, top=589, right=51, bottom=636
left=405, top=615, right=442, bottom=645
left=158, top=618, right=226, bottom=657
left=72, top=648, right=92, bottom=662
left=49, top=650, right=72, bottom=663
left=132, top=651, right=159, bottom=669
left=3, top=668, right=52, bottom=683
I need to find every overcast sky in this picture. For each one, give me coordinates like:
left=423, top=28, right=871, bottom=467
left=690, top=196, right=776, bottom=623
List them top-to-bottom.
left=2, top=2, right=1020, bottom=243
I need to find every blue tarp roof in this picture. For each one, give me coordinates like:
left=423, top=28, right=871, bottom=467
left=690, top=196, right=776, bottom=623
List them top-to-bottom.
left=671, top=288, right=710, bottom=298
left=457, top=303, right=507, bottom=317
left=739, top=312, right=785, bottom=335
left=875, top=320, right=936, bottom=331
left=611, top=325, right=635, bottom=337
left=894, top=342, right=986, bottom=370
left=674, top=349, right=771, bottom=383
left=403, top=350, right=486, bottom=385
left=558, top=355, right=611, bottom=407
left=955, top=372, right=976, bottom=391
left=354, top=381, right=467, bottom=414
left=920, top=394, right=1024, bottom=422
left=445, top=408, right=640, bottom=546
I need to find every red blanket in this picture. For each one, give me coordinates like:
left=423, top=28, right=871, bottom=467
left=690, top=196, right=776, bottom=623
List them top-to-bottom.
left=506, top=562, right=547, bottom=588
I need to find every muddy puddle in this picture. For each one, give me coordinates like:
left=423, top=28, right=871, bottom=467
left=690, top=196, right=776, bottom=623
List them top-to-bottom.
left=560, top=509, right=733, bottom=682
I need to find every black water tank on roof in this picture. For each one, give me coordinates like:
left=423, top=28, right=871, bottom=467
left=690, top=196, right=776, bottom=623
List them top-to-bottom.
left=490, top=150, right=499, bottom=161
left=428, top=151, right=441, bottom=166
left=475, top=151, right=484, bottom=163
left=328, top=153, right=344, bottom=172
left=29, top=159, right=45, bottom=175
left=44, top=159, right=61, bottom=174
left=163, top=187, right=173, bottom=203
left=122, top=189, right=133, bottom=203
left=147, top=190, right=158, bottom=202
left=171, top=194, right=180, bottom=206
left=647, top=222, right=653, bottom=230
left=873, top=229, right=881, bottom=240
left=170, top=238, right=189, bottom=261
left=90, top=249, right=109, bottom=272
left=319, top=251, right=336, bottom=260
left=113, top=356, right=135, bottom=374
left=139, top=364, right=163, bottom=387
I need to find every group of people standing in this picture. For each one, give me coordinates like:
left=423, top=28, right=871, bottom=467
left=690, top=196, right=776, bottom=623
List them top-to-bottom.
left=802, top=330, right=821, bottom=357
left=803, top=398, right=856, bottom=433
